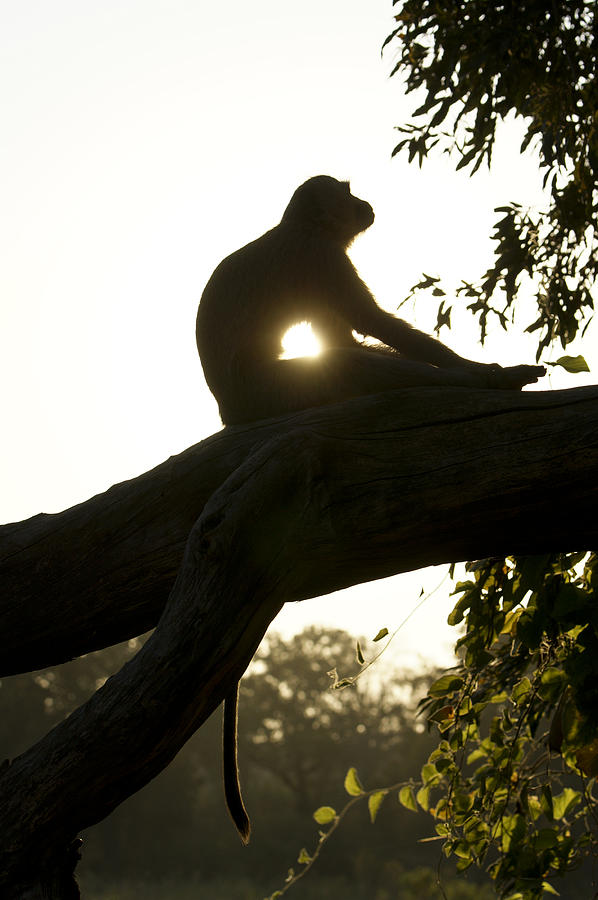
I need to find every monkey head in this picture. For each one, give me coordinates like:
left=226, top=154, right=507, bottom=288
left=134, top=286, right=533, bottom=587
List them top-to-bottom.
left=281, top=175, right=375, bottom=247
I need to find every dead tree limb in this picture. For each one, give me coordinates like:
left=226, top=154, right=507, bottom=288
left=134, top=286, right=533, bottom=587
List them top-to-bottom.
left=1, top=384, right=598, bottom=895
left=2, top=385, right=598, bottom=677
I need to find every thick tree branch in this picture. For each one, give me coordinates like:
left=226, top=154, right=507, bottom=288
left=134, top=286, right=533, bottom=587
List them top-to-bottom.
left=1, top=384, right=598, bottom=895
left=2, top=385, right=598, bottom=678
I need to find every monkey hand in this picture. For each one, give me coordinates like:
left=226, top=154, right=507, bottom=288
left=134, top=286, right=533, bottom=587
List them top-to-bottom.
left=485, top=363, right=546, bottom=390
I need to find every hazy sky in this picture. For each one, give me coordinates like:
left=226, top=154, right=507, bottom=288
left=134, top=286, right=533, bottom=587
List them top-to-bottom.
left=2, top=1, right=594, bottom=667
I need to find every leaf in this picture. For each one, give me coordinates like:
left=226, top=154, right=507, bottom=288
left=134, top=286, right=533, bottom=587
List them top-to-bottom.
left=547, top=354, right=590, bottom=373
left=372, top=628, right=389, bottom=642
left=355, top=641, right=365, bottom=665
left=428, top=674, right=464, bottom=697
left=512, top=676, right=532, bottom=705
left=332, top=678, right=354, bottom=690
left=428, top=705, right=454, bottom=728
left=576, top=738, right=598, bottom=777
left=421, top=762, right=440, bottom=786
left=344, top=767, right=364, bottom=796
left=416, top=784, right=431, bottom=811
left=398, top=785, right=418, bottom=812
left=541, top=785, right=554, bottom=820
left=552, top=787, right=581, bottom=820
left=368, top=790, right=386, bottom=823
left=313, top=806, right=337, bottom=825
left=500, top=813, right=526, bottom=852
left=535, top=828, right=558, bottom=850
left=297, top=847, right=312, bottom=864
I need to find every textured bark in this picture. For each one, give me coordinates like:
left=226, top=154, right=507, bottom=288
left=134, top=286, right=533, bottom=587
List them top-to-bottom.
left=1, top=385, right=598, bottom=896
left=2, top=385, right=598, bottom=678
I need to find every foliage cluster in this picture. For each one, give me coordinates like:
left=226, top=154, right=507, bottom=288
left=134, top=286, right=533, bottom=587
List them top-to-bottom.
left=383, top=0, right=597, bottom=356
left=415, top=553, right=598, bottom=898
left=269, top=564, right=598, bottom=899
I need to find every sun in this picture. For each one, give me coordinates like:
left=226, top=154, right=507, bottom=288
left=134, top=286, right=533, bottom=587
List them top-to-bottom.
left=280, top=321, right=322, bottom=359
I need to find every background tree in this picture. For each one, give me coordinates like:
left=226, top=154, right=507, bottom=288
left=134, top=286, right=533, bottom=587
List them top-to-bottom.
left=0, top=628, right=497, bottom=899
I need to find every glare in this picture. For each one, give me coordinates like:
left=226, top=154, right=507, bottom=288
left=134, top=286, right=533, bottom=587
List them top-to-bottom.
left=280, top=321, right=322, bottom=359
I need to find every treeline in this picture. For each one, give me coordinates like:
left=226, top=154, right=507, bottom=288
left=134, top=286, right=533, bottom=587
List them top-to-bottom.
left=1, top=626, right=495, bottom=899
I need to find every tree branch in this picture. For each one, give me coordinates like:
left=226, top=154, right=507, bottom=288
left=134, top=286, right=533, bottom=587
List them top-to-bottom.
left=1, top=384, right=598, bottom=895
left=2, top=385, right=597, bottom=677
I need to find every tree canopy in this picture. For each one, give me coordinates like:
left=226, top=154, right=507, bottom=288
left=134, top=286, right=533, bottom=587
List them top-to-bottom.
left=384, top=0, right=597, bottom=355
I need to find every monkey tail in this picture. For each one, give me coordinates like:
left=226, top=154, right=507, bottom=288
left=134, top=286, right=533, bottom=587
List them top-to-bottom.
left=223, top=684, right=251, bottom=844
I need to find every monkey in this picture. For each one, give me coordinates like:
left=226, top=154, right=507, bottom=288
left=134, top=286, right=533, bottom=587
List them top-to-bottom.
left=196, top=175, right=546, bottom=842
left=196, top=175, right=545, bottom=426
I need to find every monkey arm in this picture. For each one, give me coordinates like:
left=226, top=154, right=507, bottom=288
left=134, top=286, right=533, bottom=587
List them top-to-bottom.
left=349, top=303, right=545, bottom=390
left=365, top=309, right=476, bottom=369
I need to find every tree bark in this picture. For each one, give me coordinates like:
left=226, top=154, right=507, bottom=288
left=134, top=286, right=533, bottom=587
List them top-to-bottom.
left=1, top=384, right=598, bottom=896
left=2, top=385, right=598, bottom=677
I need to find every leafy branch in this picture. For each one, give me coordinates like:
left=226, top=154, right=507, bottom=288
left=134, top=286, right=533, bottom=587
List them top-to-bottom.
left=264, top=768, right=413, bottom=900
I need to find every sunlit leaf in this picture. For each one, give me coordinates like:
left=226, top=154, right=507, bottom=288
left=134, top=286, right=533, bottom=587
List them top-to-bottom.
left=548, top=355, right=590, bottom=373
left=428, top=674, right=464, bottom=697
left=512, top=676, right=531, bottom=705
left=344, top=767, right=364, bottom=797
left=398, top=785, right=418, bottom=812
left=416, top=785, right=431, bottom=811
left=552, top=787, right=581, bottom=820
left=368, top=790, right=386, bottom=823
left=313, top=806, right=337, bottom=825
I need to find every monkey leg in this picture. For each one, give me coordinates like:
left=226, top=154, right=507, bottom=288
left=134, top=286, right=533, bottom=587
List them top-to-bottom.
left=219, top=347, right=490, bottom=424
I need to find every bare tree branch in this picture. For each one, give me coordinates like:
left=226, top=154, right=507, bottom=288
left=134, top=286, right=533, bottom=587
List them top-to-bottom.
left=1, top=384, right=598, bottom=895
left=2, top=385, right=598, bottom=678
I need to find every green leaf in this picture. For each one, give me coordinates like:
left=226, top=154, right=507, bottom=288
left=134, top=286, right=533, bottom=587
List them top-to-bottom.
left=548, top=355, right=590, bottom=373
left=372, top=628, right=389, bottom=642
left=539, top=667, right=567, bottom=702
left=428, top=674, right=464, bottom=697
left=512, top=676, right=532, bottom=705
left=421, top=763, right=440, bottom=786
left=344, top=767, right=364, bottom=796
left=398, top=785, right=418, bottom=812
left=416, top=785, right=431, bottom=811
left=541, top=785, right=554, bottom=820
left=552, top=787, right=581, bottom=820
left=368, top=790, right=386, bottom=823
left=313, top=806, right=337, bottom=825
left=500, top=813, right=526, bottom=852
left=535, top=828, right=558, bottom=850
left=453, top=839, right=473, bottom=860
left=297, top=847, right=312, bottom=864
left=541, top=883, right=560, bottom=896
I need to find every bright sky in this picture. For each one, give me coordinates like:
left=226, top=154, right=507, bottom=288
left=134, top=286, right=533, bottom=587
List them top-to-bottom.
left=2, top=1, right=595, bottom=670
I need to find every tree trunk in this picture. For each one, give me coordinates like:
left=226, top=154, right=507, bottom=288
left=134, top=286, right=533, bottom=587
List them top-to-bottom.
left=1, top=385, right=597, bottom=896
